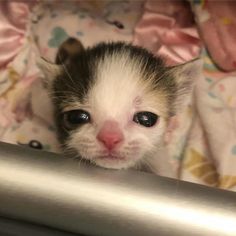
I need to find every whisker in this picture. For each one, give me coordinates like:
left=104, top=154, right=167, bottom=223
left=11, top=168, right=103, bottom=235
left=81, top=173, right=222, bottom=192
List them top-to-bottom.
left=59, top=60, right=79, bottom=93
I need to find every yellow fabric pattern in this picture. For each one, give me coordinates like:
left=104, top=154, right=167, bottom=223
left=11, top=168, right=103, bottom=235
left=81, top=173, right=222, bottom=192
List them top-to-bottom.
left=184, top=149, right=219, bottom=186
left=219, top=176, right=236, bottom=189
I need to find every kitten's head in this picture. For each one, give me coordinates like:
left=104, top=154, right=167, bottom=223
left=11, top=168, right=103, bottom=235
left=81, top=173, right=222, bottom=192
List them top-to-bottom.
left=38, top=38, right=201, bottom=170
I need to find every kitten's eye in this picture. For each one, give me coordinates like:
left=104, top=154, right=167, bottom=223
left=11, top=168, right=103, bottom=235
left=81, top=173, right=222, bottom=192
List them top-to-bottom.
left=63, top=109, right=90, bottom=129
left=133, top=111, right=158, bottom=127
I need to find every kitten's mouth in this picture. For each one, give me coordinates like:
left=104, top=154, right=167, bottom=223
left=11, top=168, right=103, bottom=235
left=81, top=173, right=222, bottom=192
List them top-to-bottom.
left=92, top=151, right=138, bottom=169
left=94, top=154, right=131, bottom=170
left=98, top=154, right=125, bottom=160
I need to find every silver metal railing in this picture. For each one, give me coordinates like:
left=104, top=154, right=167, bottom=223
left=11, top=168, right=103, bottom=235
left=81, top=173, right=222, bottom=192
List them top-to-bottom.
left=0, top=141, right=235, bottom=236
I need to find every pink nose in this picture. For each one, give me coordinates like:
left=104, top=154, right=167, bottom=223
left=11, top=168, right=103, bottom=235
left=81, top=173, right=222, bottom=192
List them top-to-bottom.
left=97, top=120, right=124, bottom=150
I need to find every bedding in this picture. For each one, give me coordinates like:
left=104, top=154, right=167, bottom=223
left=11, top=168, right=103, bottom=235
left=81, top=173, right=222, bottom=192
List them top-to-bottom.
left=1, top=0, right=236, bottom=191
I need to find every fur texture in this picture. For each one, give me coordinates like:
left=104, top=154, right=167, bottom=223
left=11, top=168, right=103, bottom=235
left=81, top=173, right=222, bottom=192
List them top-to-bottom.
left=38, top=38, right=201, bottom=175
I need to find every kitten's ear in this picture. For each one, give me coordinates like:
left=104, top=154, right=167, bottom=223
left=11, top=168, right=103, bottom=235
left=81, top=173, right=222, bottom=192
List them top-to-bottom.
left=55, top=37, right=84, bottom=65
left=37, top=57, right=62, bottom=88
left=169, top=58, right=203, bottom=114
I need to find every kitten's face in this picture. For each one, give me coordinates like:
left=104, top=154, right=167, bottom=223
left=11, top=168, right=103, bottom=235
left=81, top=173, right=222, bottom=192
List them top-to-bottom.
left=39, top=39, right=201, bottom=170
left=62, top=58, right=168, bottom=169
left=65, top=91, right=167, bottom=169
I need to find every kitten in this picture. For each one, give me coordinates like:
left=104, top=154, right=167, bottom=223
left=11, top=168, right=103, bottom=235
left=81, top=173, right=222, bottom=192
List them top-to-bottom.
left=38, top=37, right=201, bottom=177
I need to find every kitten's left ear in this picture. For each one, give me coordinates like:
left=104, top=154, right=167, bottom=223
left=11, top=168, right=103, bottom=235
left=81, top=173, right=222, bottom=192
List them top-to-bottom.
left=37, top=57, right=62, bottom=88
left=169, top=58, right=203, bottom=113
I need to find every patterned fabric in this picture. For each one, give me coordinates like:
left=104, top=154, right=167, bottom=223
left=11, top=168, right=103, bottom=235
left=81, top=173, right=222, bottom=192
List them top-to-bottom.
left=0, top=0, right=144, bottom=153
left=1, top=0, right=236, bottom=191
left=32, top=0, right=143, bottom=61
left=134, top=0, right=236, bottom=191
left=181, top=48, right=236, bottom=191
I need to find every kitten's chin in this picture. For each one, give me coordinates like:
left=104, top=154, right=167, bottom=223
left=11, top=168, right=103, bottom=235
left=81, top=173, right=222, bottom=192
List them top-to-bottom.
left=93, top=157, right=137, bottom=170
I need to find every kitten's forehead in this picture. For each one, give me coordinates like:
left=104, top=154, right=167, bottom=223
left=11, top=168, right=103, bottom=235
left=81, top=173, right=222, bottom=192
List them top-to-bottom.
left=56, top=43, right=170, bottom=119
left=89, top=51, right=152, bottom=118
left=86, top=54, right=169, bottom=125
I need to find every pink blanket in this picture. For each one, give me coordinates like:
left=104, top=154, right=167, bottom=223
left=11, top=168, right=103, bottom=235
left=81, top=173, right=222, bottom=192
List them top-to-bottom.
left=1, top=0, right=236, bottom=191
left=133, top=0, right=201, bottom=65
left=192, top=0, right=236, bottom=71
left=0, top=1, right=35, bottom=68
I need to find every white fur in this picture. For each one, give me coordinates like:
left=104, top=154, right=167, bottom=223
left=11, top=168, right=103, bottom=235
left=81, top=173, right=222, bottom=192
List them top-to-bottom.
left=66, top=51, right=168, bottom=170
left=37, top=57, right=62, bottom=87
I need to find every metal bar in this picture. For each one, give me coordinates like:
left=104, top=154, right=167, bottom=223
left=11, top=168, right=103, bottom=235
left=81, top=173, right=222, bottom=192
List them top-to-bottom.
left=0, top=141, right=235, bottom=236
left=0, top=216, right=83, bottom=236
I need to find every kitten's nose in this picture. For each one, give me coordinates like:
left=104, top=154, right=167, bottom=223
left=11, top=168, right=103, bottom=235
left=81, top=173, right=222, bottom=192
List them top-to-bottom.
left=97, top=120, right=124, bottom=150
left=97, top=133, right=123, bottom=150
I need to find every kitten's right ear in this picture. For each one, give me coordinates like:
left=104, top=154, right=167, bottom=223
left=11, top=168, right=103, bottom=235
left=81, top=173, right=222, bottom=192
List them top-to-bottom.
left=55, top=37, right=84, bottom=65
left=37, top=57, right=62, bottom=88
